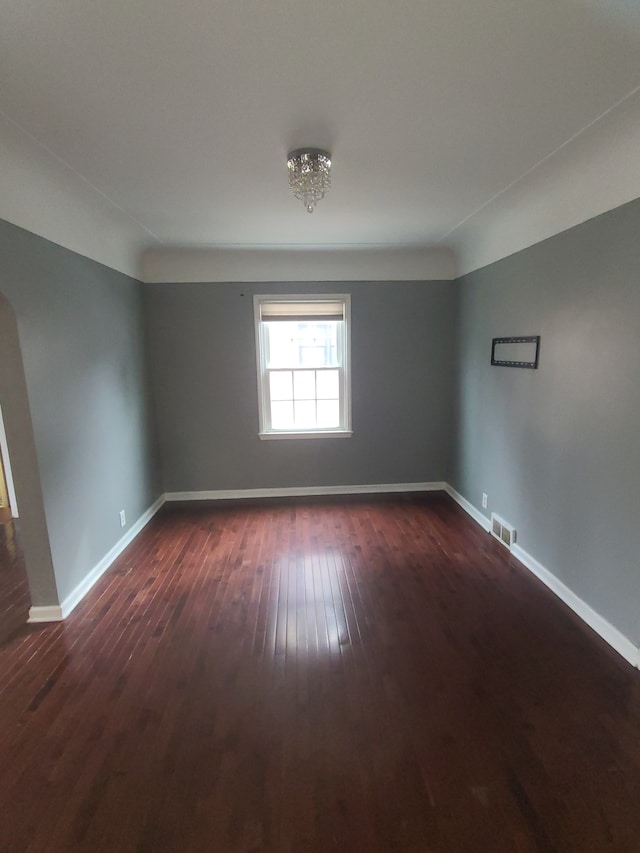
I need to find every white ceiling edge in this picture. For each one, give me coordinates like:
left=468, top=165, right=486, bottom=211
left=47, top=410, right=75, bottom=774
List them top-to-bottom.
left=1, top=83, right=638, bottom=286
left=450, top=88, right=640, bottom=278
left=0, top=111, right=154, bottom=280
left=141, top=245, right=457, bottom=283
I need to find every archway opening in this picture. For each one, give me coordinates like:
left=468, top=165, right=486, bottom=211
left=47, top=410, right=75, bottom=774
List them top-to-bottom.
left=0, top=289, right=58, bottom=640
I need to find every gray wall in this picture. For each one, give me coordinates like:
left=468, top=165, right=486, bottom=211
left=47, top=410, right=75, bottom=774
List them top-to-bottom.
left=453, top=198, right=640, bottom=646
left=0, top=218, right=161, bottom=606
left=145, top=280, right=457, bottom=492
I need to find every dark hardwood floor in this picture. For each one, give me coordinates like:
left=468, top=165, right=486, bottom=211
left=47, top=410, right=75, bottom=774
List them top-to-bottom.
left=1, top=492, right=639, bottom=852
left=0, top=517, right=31, bottom=646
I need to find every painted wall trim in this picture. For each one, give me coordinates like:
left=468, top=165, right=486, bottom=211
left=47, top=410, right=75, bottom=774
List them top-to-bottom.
left=450, top=88, right=640, bottom=277
left=141, top=246, right=457, bottom=283
left=26, top=481, right=640, bottom=672
left=164, top=482, right=447, bottom=502
left=27, top=483, right=445, bottom=622
left=443, top=484, right=491, bottom=532
left=446, top=487, right=640, bottom=670
left=28, top=495, right=165, bottom=623
left=511, top=544, right=640, bottom=670
left=26, top=604, right=63, bottom=624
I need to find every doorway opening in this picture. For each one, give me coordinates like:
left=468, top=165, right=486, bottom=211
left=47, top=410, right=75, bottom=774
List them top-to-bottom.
left=0, top=404, right=18, bottom=524
left=0, top=408, right=29, bottom=640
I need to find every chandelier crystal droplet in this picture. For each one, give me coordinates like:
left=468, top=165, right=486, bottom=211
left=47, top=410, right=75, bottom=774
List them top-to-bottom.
left=287, top=148, right=331, bottom=213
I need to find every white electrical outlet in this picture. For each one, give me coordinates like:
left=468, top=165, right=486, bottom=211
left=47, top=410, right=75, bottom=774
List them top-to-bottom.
left=482, top=493, right=488, bottom=509
left=119, top=509, right=126, bottom=527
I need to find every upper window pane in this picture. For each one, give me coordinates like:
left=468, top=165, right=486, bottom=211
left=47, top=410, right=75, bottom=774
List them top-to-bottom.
left=266, top=321, right=338, bottom=369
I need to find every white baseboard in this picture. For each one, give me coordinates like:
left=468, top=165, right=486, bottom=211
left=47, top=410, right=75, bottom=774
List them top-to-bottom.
left=164, top=481, right=448, bottom=502
left=26, top=482, right=640, bottom=671
left=443, top=484, right=491, bottom=531
left=27, top=485, right=443, bottom=623
left=445, top=485, right=639, bottom=669
left=445, top=486, right=639, bottom=669
left=28, top=495, right=165, bottom=624
left=511, top=544, right=640, bottom=670
left=27, top=604, right=64, bottom=623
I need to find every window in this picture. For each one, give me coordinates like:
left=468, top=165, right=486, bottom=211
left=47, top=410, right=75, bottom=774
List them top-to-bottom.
left=254, top=294, right=352, bottom=439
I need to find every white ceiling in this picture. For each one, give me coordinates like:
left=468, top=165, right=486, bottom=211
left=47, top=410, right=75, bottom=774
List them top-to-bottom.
left=0, top=0, right=639, bottom=259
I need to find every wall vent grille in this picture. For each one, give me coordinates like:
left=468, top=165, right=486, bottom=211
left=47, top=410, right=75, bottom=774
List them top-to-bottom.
left=491, top=513, right=517, bottom=549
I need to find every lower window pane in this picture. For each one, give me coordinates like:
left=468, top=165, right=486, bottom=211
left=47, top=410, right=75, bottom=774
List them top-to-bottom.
left=271, top=400, right=294, bottom=429
left=294, top=400, right=316, bottom=428
left=317, top=400, right=339, bottom=428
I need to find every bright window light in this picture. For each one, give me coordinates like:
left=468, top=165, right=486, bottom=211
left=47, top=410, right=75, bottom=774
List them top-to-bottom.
left=254, top=295, right=352, bottom=439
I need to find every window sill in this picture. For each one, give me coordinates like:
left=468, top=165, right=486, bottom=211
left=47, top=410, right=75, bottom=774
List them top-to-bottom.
left=259, top=429, right=353, bottom=441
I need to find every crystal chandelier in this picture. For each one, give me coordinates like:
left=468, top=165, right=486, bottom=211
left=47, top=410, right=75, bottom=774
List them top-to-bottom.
left=287, top=148, right=332, bottom=213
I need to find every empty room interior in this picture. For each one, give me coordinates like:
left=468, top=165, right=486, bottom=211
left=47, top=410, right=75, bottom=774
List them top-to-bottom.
left=1, top=1, right=640, bottom=850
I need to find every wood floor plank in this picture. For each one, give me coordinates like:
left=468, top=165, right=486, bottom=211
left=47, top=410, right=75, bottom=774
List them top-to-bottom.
left=1, top=493, right=640, bottom=851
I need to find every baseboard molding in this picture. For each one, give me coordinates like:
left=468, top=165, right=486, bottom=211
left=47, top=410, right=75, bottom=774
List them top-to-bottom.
left=164, top=481, right=448, bottom=502
left=26, top=483, right=640, bottom=670
left=443, top=484, right=491, bottom=531
left=27, top=485, right=444, bottom=623
left=445, top=486, right=639, bottom=669
left=28, top=494, right=165, bottom=624
left=511, top=544, right=640, bottom=669
left=27, top=604, right=64, bottom=623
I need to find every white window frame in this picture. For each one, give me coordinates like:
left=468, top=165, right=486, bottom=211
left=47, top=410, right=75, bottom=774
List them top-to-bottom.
left=254, top=294, right=352, bottom=440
